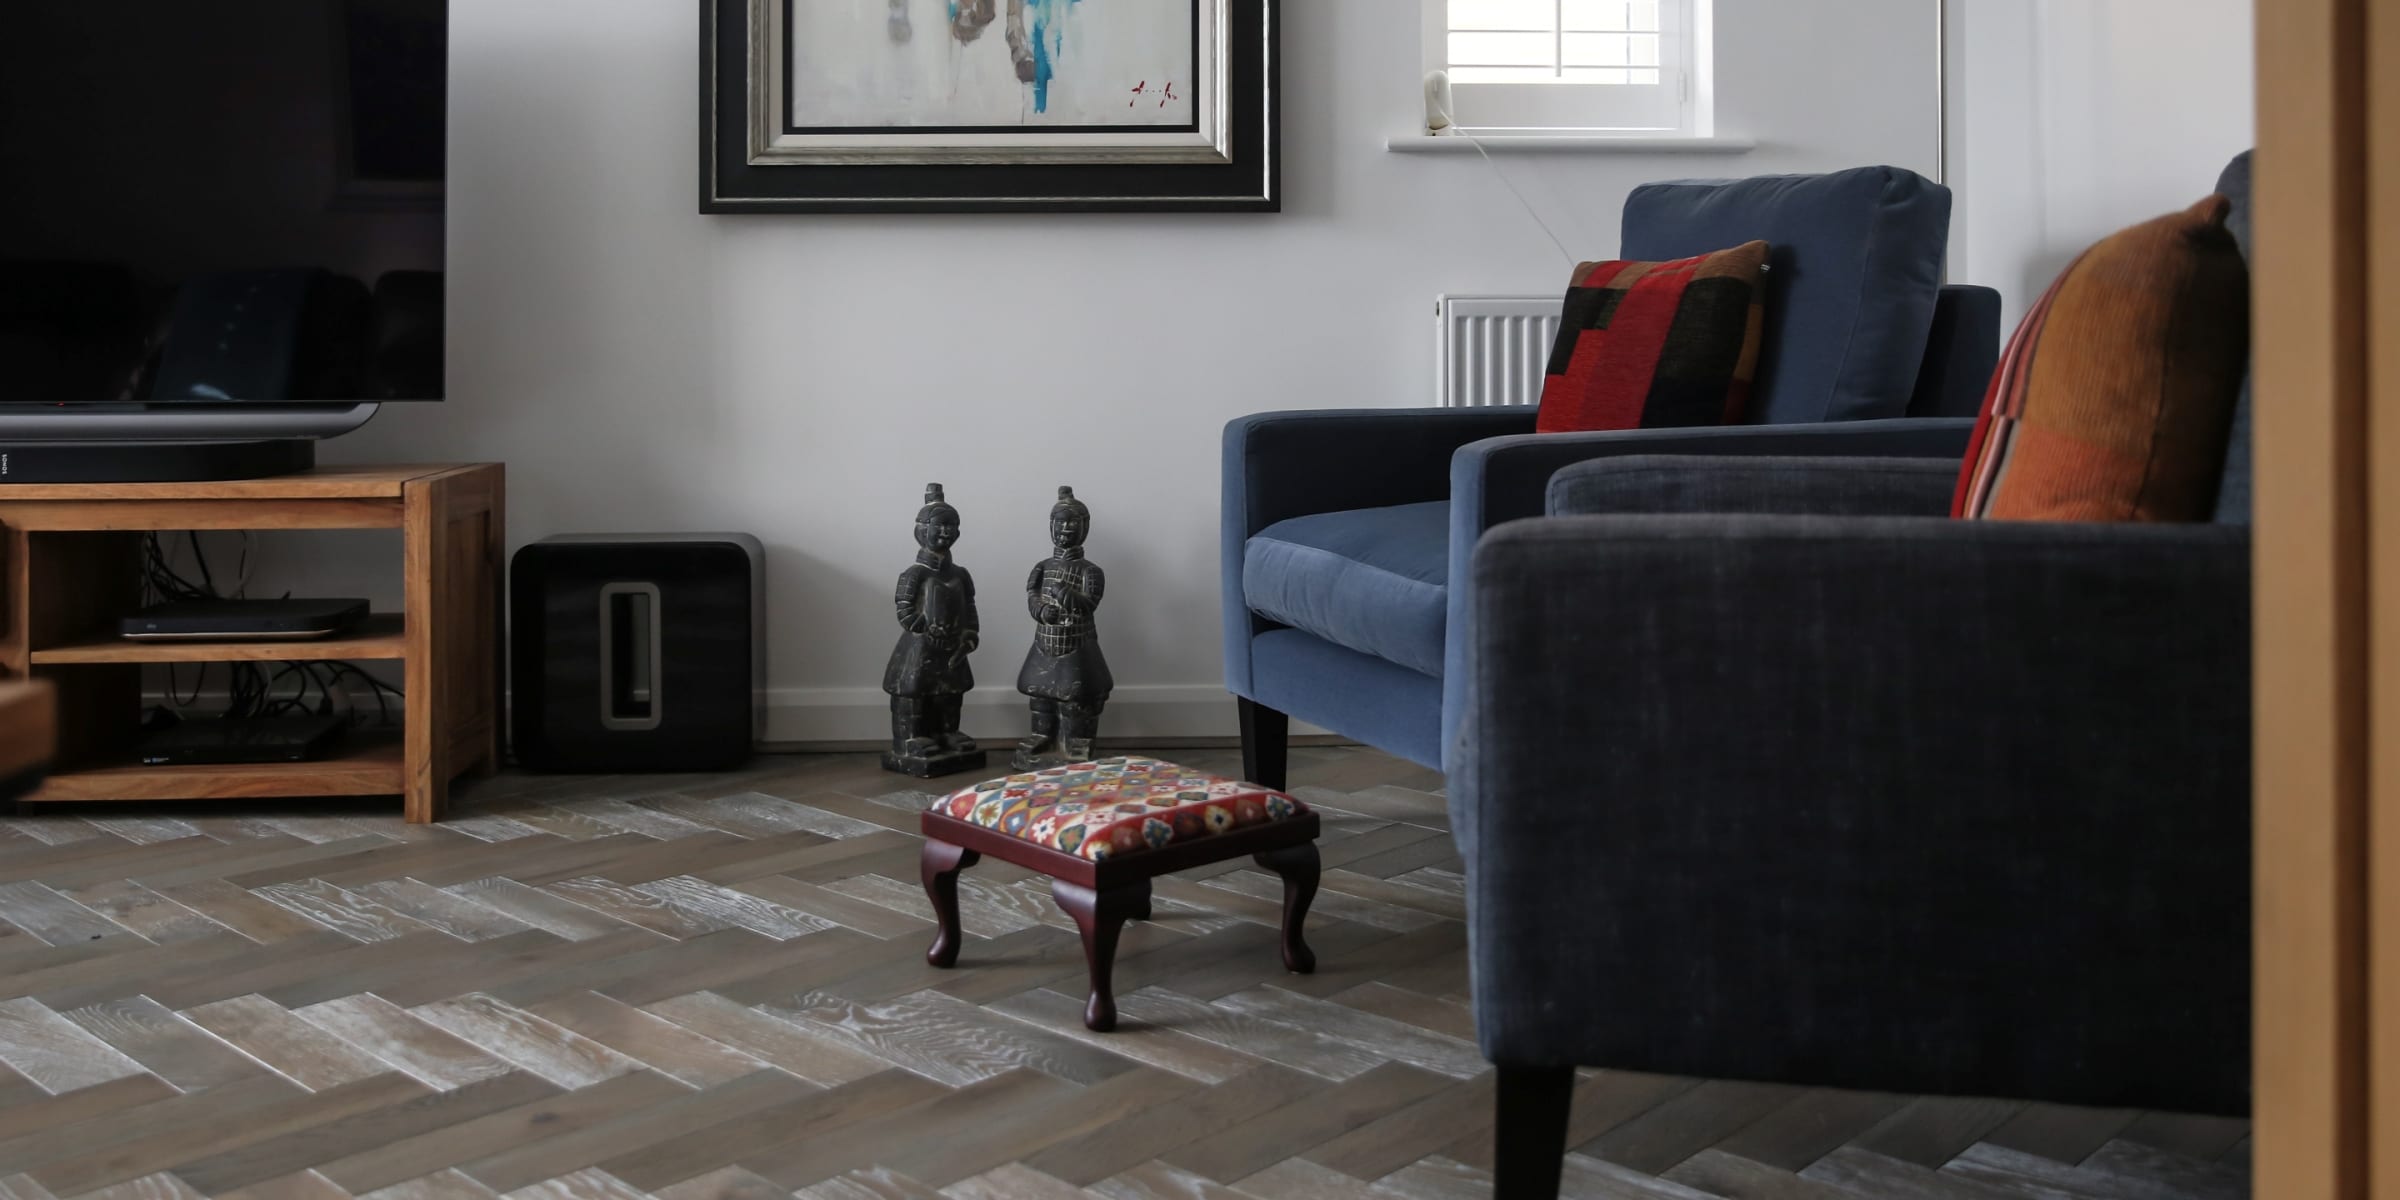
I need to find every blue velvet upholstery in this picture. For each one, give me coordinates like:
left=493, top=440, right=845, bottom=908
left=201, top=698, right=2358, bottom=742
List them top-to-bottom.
left=1622, top=167, right=1953, bottom=425
left=1223, top=168, right=1992, bottom=773
left=1245, top=501, right=1450, bottom=679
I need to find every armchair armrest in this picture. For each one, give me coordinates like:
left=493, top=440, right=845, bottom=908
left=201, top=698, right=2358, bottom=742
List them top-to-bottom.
left=1909, top=284, right=2003, bottom=418
left=1223, top=406, right=1534, bottom=695
left=1436, top=417, right=1975, bottom=763
left=1547, top=455, right=1962, bottom=518
left=1453, top=514, right=2250, bottom=1111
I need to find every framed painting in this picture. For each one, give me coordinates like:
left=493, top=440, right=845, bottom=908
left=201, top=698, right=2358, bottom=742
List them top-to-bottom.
left=701, top=0, right=1278, bottom=212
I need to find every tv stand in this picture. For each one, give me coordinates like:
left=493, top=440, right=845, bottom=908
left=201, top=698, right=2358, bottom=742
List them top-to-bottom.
left=0, top=439, right=316, bottom=484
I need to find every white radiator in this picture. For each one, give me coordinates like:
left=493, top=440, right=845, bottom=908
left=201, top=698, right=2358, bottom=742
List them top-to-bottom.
left=1435, top=295, right=1564, bottom=408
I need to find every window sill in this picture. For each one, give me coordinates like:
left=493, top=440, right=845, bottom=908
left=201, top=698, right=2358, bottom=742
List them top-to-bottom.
left=1385, top=133, right=1757, bottom=155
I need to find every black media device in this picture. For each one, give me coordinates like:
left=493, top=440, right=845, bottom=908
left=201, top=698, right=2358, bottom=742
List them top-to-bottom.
left=0, top=0, right=450, bottom=482
left=511, top=534, right=764, bottom=772
left=122, top=599, right=370, bottom=641
left=138, top=715, right=346, bottom=766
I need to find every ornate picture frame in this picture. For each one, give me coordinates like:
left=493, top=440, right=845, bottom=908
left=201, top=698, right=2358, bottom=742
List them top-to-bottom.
left=700, top=0, right=1279, bottom=213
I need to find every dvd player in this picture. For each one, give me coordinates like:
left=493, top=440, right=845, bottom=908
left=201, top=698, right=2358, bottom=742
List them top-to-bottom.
left=121, top=599, right=369, bottom=641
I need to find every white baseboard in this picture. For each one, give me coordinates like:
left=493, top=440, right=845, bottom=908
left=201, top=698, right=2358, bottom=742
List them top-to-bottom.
left=764, top=683, right=1285, bottom=744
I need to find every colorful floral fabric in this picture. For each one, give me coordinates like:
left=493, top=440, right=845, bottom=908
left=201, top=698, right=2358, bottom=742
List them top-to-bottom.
left=935, top=756, right=1307, bottom=862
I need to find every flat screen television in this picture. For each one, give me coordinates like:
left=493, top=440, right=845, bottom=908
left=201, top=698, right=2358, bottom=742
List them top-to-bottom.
left=0, top=0, right=447, bottom=479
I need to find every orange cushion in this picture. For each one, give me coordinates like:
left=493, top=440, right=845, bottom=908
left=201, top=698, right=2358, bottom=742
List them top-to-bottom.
left=1953, top=196, right=2250, bottom=521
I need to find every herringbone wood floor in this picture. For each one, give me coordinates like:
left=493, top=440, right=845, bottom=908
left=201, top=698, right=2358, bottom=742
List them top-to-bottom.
left=0, top=747, right=2247, bottom=1200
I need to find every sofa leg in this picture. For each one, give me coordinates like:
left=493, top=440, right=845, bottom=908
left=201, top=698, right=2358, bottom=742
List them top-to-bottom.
left=1238, top=697, right=1290, bottom=791
left=920, top=839, right=979, bottom=968
left=1052, top=878, right=1149, bottom=1031
left=1494, top=1064, right=1575, bottom=1200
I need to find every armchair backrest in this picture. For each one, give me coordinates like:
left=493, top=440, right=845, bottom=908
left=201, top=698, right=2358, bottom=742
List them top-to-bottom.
left=2212, top=151, right=2256, bottom=526
left=1621, top=166, right=1951, bottom=427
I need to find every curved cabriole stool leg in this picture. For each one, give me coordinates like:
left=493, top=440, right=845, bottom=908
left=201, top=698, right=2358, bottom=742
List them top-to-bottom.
left=921, top=839, right=980, bottom=968
left=1254, top=842, right=1321, bottom=973
left=1052, top=878, right=1149, bottom=1030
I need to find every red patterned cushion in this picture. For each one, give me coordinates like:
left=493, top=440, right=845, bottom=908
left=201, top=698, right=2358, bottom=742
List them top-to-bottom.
left=1535, top=241, right=1771, bottom=434
left=934, top=756, right=1307, bottom=862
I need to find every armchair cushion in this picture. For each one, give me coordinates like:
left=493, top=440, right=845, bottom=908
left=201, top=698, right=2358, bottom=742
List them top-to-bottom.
left=1623, top=167, right=1951, bottom=426
left=1537, top=241, right=1769, bottom=432
left=1245, top=501, right=1449, bottom=679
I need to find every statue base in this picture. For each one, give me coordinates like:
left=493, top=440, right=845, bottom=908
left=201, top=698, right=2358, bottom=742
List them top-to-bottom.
left=883, top=747, right=989, bottom=779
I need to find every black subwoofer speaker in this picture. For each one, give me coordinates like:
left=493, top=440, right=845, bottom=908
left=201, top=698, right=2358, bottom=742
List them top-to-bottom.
left=509, top=533, right=764, bottom=772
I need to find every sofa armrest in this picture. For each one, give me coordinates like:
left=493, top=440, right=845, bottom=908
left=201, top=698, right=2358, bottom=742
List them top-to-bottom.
left=1908, top=284, right=2003, bottom=418
left=1222, top=406, right=1534, bottom=697
left=1436, top=417, right=1975, bottom=764
left=1547, top=455, right=1962, bottom=518
left=1452, top=514, right=2250, bottom=1111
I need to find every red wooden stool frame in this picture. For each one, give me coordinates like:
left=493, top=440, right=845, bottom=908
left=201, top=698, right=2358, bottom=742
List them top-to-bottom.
left=920, top=808, right=1322, bottom=1031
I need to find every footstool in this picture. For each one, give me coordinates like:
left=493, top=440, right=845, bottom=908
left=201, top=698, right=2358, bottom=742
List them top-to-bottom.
left=919, top=756, right=1321, bottom=1031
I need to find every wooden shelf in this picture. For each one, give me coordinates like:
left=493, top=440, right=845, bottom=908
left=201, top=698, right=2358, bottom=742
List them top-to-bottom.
left=31, top=614, right=406, bottom=665
left=25, top=728, right=404, bottom=803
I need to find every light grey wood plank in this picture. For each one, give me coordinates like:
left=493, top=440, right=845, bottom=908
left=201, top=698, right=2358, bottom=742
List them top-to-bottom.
left=631, top=876, right=834, bottom=941
left=542, top=878, right=723, bottom=938
left=440, top=880, right=637, bottom=942
left=253, top=881, right=441, bottom=944
left=351, top=881, right=534, bottom=942
left=0, top=882, right=139, bottom=946
left=59, top=882, right=231, bottom=944
left=1207, top=986, right=1483, bottom=1079
left=985, top=988, right=1260, bottom=1085
left=764, top=989, right=1133, bottom=1088
left=1110, top=989, right=1384, bottom=1083
left=523, top=990, right=772, bottom=1088
left=640, top=992, right=888, bottom=1087
left=407, top=993, right=640, bottom=1089
left=182, top=994, right=394, bottom=1091
left=292, top=994, right=516, bottom=1090
left=61, top=996, right=257, bottom=1090
left=0, top=997, right=150, bottom=1093
left=939, top=1163, right=1090, bottom=1200
left=499, top=1169, right=650, bottom=1200
left=62, top=1170, right=210, bottom=1200
left=358, top=1172, right=502, bottom=1200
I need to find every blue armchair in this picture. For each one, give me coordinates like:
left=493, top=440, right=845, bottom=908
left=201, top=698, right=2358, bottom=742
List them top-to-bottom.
left=1453, top=153, right=2257, bottom=1199
left=1222, top=166, right=2001, bottom=781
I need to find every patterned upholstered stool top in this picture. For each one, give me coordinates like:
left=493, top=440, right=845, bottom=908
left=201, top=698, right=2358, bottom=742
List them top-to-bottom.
left=933, top=756, right=1308, bottom=862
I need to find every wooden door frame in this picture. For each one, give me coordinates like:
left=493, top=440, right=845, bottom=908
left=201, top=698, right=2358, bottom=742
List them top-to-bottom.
left=2253, top=0, right=2391, bottom=1195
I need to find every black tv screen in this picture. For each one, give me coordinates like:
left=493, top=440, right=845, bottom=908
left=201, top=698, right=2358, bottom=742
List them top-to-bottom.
left=0, top=0, right=447, bottom=406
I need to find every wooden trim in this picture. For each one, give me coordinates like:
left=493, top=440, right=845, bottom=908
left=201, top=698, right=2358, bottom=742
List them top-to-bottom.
left=2254, top=0, right=2374, bottom=1195
left=2371, top=0, right=2400, bottom=1186
left=0, top=464, right=474, bottom=501
left=0, top=500, right=404, bottom=532
left=31, top=614, right=407, bottom=665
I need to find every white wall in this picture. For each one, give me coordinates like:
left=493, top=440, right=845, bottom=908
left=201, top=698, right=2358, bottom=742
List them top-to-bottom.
left=294, top=0, right=1938, bottom=743
left=1944, top=0, right=2255, bottom=329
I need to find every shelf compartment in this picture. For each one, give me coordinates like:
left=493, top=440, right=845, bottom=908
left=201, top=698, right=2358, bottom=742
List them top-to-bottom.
left=31, top=614, right=407, bottom=665
left=23, top=728, right=404, bottom=802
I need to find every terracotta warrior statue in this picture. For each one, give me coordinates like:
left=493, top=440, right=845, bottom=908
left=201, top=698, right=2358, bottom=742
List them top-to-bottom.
left=883, top=484, right=987, bottom=779
left=1014, top=486, right=1113, bottom=770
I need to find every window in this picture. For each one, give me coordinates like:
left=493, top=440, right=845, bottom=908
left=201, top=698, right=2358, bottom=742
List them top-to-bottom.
left=1426, top=0, right=1704, bottom=134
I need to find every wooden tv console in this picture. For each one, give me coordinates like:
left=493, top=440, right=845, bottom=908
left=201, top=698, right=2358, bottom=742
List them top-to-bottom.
left=0, top=464, right=503, bottom=823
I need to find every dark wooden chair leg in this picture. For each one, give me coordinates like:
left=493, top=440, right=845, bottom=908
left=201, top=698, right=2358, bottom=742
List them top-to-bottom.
left=1238, top=697, right=1290, bottom=791
left=920, top=838, right=979, bottom=968
left=1253, top=842, right=1320, bottom=973
left=1051, top=878, right=1149, bottom=1031
left=1494, top=1064, right=1576, bottom=1200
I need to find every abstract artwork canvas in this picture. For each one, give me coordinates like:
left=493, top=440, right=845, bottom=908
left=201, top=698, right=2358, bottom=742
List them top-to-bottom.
left=702, top=0, right=1278, bottom=212
left=791, top=0, right=1199, bottom=132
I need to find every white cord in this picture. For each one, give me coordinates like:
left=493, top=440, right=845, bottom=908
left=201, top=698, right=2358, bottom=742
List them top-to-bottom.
left=1462, top=130, right=1582, bottom=268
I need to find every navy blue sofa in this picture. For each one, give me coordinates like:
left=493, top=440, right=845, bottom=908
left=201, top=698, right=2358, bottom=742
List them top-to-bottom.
left=1452, top=154, right=2257, bottom=1199
left=1222, top=167, right=2001, bottom=780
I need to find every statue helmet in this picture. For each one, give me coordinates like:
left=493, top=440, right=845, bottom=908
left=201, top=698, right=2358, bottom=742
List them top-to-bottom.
left=915, top=482, right=958, bottom=527
left=1050, top=485, right=1089, bottom=527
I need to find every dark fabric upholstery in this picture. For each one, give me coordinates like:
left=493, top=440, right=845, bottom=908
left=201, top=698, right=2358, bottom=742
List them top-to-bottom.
left=2213, top=151, right=2256, bottom=526
left=1622, top=168, right=1952, bottom=425
left=1910, top=285, right=2003, bottom=418
left=1221, top=407, right=1533, bottom=699
left=1439, top=418, right=1976, bottom=762
left=1548, top=455, right=1960, bottom=519
left=1245, top=501, right=1449, bottom=679
left=1454, top=515, right=2252, bottom=1112
left=1252, top=629, right=1444, bottom=768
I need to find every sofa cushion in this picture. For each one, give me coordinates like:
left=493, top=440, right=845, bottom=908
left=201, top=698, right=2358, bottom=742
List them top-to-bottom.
left=2212, top=151, right=2255, bottom=526
left=1622, top=166, right=1951, bottom=426
left=1954, top=196, right=2250, bottom=522
left=1538, top=241, right=1771, bottom=433
left=1244, top=501, right=1448, bottom=678
left=933, top=756, right=1307, bottom=862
